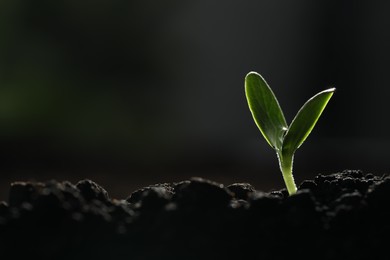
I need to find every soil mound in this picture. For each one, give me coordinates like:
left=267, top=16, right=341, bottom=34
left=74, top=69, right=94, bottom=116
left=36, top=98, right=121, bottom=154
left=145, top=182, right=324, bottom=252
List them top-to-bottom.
left=0, top=170, right=389, bottom=259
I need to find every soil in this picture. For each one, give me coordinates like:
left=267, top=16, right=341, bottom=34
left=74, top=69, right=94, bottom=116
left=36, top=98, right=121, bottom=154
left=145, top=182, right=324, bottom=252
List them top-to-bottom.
left=0, top=169, right=389, bottom=259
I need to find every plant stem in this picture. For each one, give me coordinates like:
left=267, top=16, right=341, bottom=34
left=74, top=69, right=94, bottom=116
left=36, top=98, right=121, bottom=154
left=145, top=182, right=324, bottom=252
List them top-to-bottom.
left=277, top=153, right=297, bottom=195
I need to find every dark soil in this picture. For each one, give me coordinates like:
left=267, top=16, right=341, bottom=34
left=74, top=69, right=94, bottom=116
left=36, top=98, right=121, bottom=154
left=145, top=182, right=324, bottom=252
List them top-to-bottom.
left=0, top=170, right=389, bottom=259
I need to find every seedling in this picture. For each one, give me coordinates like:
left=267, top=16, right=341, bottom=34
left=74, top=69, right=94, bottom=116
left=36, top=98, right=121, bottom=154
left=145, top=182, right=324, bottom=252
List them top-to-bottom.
left=245, top=72, right=335, bottom=195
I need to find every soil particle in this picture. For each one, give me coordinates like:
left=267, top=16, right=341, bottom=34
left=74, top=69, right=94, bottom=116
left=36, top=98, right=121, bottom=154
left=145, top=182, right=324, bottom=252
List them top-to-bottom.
left=0, top=170, right=389, bottom=259
left=173, top=177, right=233, bottom=208
left=76, top=179, right=110, bottom=202
left=226, top=183, right=255, bottom=200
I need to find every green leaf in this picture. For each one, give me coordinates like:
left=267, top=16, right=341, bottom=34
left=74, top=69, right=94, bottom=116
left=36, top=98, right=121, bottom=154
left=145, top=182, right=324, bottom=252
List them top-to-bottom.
left=245, top=72, right=287, bottom=150
left=282, top=88, right=335, bottom=156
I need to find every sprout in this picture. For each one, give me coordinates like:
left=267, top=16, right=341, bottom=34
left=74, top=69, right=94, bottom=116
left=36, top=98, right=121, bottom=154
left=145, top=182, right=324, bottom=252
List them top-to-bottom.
left=245, top=72, right=335, bottom=195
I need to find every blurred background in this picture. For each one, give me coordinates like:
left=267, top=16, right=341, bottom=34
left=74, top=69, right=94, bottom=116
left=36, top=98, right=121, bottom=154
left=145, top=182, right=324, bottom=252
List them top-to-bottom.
left=1, top=0, right=389, bottom=200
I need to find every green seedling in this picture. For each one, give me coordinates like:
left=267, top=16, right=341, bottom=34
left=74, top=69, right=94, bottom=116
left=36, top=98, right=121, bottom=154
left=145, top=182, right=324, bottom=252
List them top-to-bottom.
left=245, top=72, right=335, bottom=195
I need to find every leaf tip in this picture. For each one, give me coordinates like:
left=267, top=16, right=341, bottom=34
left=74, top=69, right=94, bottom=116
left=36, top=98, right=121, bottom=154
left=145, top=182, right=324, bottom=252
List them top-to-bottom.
left=245, top=71, right=260, bottom=80
left=325, top=87, right=336, bottom=93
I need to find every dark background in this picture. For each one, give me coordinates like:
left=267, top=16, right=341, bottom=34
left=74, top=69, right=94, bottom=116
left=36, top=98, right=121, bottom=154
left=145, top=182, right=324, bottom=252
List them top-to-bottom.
left=1, top=0, right=389, bottom=200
